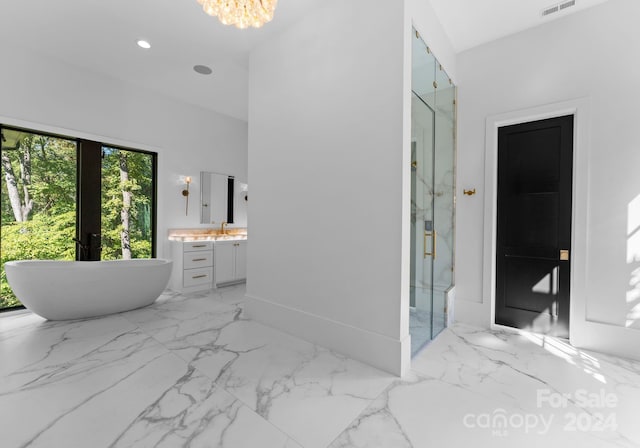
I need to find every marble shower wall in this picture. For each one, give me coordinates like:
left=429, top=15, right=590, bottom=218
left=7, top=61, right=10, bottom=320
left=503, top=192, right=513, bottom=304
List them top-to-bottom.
left=433, top=84, right=455, bottom=296
left=411, top=95, right=434, bottom=312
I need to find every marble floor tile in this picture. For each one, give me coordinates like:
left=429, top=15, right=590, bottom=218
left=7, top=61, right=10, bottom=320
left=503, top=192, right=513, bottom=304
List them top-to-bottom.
left=2, top=285, right=640, bottom=448
left=121, top=290, right=244, bottom=346
left=0, top=298, right=303, bottom=448
left=127, top=298, right=396, bottom=448
left=0, top=309, right=44, bottom=339
left=0, top=313, right=142, bottom=384
left=0, top=315, right=181, bottom=447
left=210, top=322, right=395, bottom=448
left=331, top=323, right=640, bottom=448
left=111, top=365, right=301, bottom=448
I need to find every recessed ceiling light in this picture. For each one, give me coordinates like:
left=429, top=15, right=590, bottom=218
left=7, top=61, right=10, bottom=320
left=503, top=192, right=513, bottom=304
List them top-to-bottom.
left=136, top=40, right=151, bottom=49
left=193, top=65, right=213, bottom=75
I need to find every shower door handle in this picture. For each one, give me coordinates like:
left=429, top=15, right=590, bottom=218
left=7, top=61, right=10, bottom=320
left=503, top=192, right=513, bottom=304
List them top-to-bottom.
left=424, top=230, right=437, bottom=259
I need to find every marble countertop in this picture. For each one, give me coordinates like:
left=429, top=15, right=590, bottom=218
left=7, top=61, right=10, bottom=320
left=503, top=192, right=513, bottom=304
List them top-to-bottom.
left=167, top=227, right=248, bottom=242
left=168, top=234, right=247, bottom=242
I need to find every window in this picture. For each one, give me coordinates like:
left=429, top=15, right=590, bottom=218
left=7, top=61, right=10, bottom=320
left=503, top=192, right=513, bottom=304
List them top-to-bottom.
left=0, top=125, right=157, bottom=311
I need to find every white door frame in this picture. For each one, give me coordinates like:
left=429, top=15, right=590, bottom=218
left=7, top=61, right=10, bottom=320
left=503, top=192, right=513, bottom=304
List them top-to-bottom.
left=482, top=98, right=591, bottom=345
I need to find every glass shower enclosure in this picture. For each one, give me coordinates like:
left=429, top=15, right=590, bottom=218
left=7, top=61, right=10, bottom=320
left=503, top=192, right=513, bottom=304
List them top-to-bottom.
left=410, top=28, right=456, bottom=356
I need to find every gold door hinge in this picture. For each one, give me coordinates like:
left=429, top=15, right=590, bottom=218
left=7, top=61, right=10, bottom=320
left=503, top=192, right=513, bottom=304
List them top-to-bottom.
left=560, top=249, right=570, bottom=261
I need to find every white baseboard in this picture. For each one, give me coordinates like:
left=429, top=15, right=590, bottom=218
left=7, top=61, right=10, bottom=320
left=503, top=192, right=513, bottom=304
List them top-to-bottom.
left=244, top=293, right=410, bottom=376
left=452, top=293, right=640, bottom=362
left=452, top=297, right=491, bottom=329
left=483, top=304, right=640, bottom=363
left=490, top=318, right=640, bottom=363
left=571, top=320, right=640, bottom=362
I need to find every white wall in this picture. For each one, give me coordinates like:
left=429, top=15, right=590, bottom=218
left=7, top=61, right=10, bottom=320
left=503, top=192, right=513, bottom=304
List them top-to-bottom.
left=246, top=0, right=457, bottom=375
left=246, top=0, right=407, bottom=374
left=455, top=0, right=640, bottom=359
left=0, top=44, right=248, bottom=258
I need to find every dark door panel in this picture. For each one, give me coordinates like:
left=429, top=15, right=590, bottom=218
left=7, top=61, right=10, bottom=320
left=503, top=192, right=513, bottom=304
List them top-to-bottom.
left=496, top=115, right=573, bottom=338
left=505, top=194, right=559, bottom=249
left=502, top=257, right=558, bottom=313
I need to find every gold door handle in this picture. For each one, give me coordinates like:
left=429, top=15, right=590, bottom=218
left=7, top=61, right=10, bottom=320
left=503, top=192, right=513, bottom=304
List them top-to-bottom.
left=424, top=230, right=437, bottom=259
left=560, top=249, right=569, bottom=261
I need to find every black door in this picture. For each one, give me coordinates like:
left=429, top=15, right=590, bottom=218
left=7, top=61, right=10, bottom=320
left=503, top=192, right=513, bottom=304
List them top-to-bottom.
left=496, top=115, right=573, bottom=338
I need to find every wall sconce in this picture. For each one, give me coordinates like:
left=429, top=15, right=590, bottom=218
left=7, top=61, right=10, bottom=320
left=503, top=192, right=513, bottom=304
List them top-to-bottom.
left=182, top=176, right=192, bottom=215
left=463, top=188, right=476, bottom=196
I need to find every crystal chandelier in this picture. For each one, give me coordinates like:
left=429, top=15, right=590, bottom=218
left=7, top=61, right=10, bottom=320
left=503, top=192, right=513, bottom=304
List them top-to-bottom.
left=196, top=0, right=278, bottom=29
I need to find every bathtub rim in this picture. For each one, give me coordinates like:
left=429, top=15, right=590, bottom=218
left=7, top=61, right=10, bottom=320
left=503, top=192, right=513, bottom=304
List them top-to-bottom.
left=4, top=258, right=173, bottom=321
left=5, top=258, right=172, bottom=269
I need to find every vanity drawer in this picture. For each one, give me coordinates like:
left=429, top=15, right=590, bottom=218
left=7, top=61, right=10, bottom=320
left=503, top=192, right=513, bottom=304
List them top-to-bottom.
left=184, top=241, right=212, bottom=252
left=183, top=251, right=213, bottom=269
left=183, top=267, right=213, bottom=288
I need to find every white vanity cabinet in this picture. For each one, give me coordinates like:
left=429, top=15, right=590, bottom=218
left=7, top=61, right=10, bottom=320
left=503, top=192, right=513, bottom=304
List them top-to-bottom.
left=214, top=240, right=247, bottom=286
left=171, top=241, right=214, bottom=292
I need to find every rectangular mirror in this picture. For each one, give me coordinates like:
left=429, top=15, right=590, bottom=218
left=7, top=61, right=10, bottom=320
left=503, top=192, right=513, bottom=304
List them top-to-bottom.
left=200, top=171, right=234, bottom=225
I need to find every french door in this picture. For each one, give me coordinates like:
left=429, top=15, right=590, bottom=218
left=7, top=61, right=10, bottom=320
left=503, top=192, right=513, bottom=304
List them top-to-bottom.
left=0, top=125, right=157, bottom=311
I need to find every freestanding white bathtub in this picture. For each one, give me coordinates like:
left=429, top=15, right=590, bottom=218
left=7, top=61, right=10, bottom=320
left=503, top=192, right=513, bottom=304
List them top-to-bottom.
left=4, top=259, right=172, bottom=320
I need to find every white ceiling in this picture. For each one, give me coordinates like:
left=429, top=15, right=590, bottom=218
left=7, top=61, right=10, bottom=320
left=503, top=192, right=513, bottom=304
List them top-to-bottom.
left=0, top=0, right=614, bottom=121
left=0, top=0, right=325, bottom=122
left=429, top=0, right=614, bottom=52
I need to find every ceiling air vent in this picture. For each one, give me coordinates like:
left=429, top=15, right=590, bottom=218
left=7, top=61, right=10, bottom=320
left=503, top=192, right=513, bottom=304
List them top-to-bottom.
left=542, top=0, right=576, bottom=17
left=559, top=0, right=576, bottom=10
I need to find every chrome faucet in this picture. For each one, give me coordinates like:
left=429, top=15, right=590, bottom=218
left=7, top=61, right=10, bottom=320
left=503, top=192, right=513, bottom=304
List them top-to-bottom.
left=220, top=221, right=228, bottom=235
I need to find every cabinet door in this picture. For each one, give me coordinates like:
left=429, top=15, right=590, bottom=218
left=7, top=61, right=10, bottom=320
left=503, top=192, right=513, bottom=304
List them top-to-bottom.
left=215, top=241, right=236, bottom=285
left=235, top=241, right=247, bottom=280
